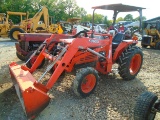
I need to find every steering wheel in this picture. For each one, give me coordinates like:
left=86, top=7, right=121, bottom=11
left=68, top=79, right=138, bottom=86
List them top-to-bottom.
left=72, top=30, right=88, bottom=38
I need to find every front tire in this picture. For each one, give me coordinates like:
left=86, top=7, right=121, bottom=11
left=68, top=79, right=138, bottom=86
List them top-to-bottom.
left=9, top=27, right=25, bottom=41
left=118, top=45, right=143, bottom=80
left=73, top=67, right=99, bottom=98
left=134, top=91, right=158, bottom=120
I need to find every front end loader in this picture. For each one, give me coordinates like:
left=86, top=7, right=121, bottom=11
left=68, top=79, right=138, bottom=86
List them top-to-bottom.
left=9, top=4, right=144, bottom=119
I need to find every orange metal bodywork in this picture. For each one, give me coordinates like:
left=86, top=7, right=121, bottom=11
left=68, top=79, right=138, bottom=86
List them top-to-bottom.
left=9, top=33, right=138, bottom=119
left=113, top=40, right=138, bottom=63
left=9, top=62, right=50, bottom=119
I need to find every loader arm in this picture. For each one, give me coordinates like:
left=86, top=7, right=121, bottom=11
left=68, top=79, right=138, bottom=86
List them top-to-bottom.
left=31, top=6, right=49, bottom=31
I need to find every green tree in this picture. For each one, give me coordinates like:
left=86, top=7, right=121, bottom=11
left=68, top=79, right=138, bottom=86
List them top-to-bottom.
left=0, top=0, right=86, bottom=23
left=94, top=13, right=103, bottom=24
left=81, top=14, right=92, bottom=23
left=124, top=14, right=133, bottom=21
left=103, top=16, right=107, bottom=24
left=103, top=16, right=112, bottom=27
left=134, top=16, right=146, bottom=21
left=116, top=17, right=124, bottom=23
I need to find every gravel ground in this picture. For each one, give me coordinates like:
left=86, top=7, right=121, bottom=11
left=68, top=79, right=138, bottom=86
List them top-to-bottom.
left=0, top=38, right=160, bottom=120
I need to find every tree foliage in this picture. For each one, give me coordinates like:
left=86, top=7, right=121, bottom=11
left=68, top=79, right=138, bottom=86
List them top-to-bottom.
left=0, top=0, right=87, bottom=23
left=0, top=1, right=146, bottom=26
left=124, top=14, right=133, bottom=21
left=134, top=16, right=146, bottom=21
left=116, top=17, right=124, bottom=23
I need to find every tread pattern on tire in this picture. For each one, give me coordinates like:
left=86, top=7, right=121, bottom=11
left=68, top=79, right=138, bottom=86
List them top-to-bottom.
left=118, top=45, right=143, bottom=80
left=73, top=67, right=99, bottom=98
left=134, top=91, right=158, bottom=120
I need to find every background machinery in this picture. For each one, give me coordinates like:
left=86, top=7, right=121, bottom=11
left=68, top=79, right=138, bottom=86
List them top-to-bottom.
left=0, top=6, right=63, bottom=40
left=8, top=6, right=63, bottom=41
left=0, top=11, right=29, bottom=38
left=7, top=11, right=29, bottom=40
left=0, top=13, right=11, bottom=37
left=141, top=21, right=160, bottom=49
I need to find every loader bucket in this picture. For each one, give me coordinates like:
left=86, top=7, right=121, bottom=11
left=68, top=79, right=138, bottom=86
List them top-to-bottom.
left=9, top=62, right=50, bottom=119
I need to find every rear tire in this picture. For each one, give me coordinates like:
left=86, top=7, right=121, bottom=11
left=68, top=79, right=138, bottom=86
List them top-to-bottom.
left=9, top=27, right=25, bottom=41
left=16, top=41, right=26, bottom=61
left=19, top=41, right=25, bottom=50
left=118, top=45, right=143, bottom=80
left=25, top=51, right=45, bottom=69
left=16, top=52, right=25, bottom=61
left=73, top=67, right=99, bottom=98
left=134, top=91, right=158, bottom=120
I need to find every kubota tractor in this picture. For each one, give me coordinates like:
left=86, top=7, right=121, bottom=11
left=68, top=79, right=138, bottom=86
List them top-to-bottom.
left=9, top=4, right=144, bottom=119
left=134, top=91, right=160, bottom=120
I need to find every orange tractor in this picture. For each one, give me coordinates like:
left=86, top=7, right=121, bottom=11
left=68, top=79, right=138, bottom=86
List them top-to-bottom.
left=9, top=4, right=144, bottom=119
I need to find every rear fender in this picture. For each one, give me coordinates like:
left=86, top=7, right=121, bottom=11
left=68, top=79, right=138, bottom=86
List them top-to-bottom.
left=113, top=41, right=134, bottom=62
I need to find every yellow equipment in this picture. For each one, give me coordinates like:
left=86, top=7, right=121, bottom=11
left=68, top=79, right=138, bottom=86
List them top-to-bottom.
left=0, top=6, right=63, bottom=41
left=9, top=6, right=63, bottom=41
left=7, top=11, right=29, bottom=40
left=0, top=13, right=10, bottom=37
left=60, top=18, right=81, bottom=34
left=141, top=21, right=160, bottom=49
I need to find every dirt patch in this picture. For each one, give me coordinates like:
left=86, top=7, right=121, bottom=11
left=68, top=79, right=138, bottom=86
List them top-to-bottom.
left=0, top=39, right=160, bottom=120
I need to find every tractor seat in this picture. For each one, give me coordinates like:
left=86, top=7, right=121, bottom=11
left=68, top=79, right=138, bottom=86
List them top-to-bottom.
left=112, top=33, right=125, bottom=55
left=112, top=33, right=125, bottom=49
